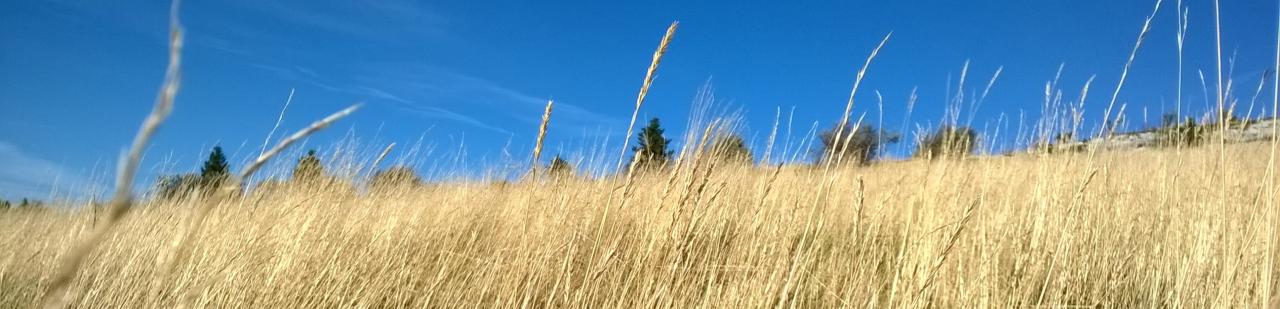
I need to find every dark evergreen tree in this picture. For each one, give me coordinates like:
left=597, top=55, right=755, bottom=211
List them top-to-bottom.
left=631, top=117, right=673, bottom=169
left=199, top=146, right=230, bottom=188
left=293, top=149, right=325, bottom=181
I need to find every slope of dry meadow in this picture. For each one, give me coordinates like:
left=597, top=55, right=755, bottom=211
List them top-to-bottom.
left=4, top=0, right=1280, bottom=306
left=1, top=142, right=1277, bottom=308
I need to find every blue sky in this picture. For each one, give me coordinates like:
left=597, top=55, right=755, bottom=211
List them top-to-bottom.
left=1, top=0, right=1277, bottom=200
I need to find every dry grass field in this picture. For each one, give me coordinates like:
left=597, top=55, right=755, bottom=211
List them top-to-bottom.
left=4, top=1, right=1280, bottom=308
left=1, top=141, right=1278, bottom=308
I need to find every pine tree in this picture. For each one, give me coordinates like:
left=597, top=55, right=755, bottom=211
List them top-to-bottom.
left=632, top=117, right=673, bottom=169
left=199, top=146, right=230, bottom=188
left=293, top=149, right=325, bottom=181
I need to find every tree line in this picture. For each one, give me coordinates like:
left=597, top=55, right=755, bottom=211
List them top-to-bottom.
left=14, top=109, right=1247, bottom=205
left=8, top=110, right=1249, bottom=207
left=0, top=116, right=980, bottom=207
left=620, top=116, right=978, bottom=172
left=1, top=117, right=979, bottom=206
left=154, top=147, right=422, bottom=199
left=0, top=198, right=44, bottom=209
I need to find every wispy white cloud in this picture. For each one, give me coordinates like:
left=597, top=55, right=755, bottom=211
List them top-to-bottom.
left=230, top=0, right=448, bottom=42
left=173, top=1, right=613, bottom=137
left=247, top=60, right=615, bottom=136
left=249, top=63, right=330, bottom=88
left=353, top=65, right=620, bottom=130
left=415, top=70, right=617, bottom=125
left=352, top=84, right=514, bottom=135
left=0, top=141, right=101, bottom=201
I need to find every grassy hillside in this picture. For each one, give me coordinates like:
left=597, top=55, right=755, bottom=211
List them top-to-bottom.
left=5, top=1, right=1279, bottom=307
left=2, top=142, right=1277, bottom=307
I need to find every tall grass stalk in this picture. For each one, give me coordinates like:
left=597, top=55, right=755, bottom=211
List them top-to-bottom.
left=1100, top=0, right=1164, bottom=139
left=38, top=2, right=184, bottom=307
left=616, top=22, right=678, bottom=175
left=827, top=32, right=891, bottom=168
left=531, top=99, right=554, bottom=176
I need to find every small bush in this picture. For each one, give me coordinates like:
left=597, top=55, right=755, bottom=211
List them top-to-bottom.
left=1156, top=118, right=1207, bottom=147
left=816, top=123, right=891, bottom=166
left=915, top=126, right=977, bottom=159
left=708, top=134, right=753, bottom=164
left=293, top=149, right=325, bottom=181
left=546, top=155, right=574, bottom=179
left=370, top=166, right=423, bottom=189
left=155, top=173, right=204, bottom=199
left=16, top=198, right=42, bottom=208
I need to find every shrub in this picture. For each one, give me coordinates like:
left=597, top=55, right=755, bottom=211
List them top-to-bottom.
left=1156, top=117, right=1207, bottom=147
left=816, top=123, right=891, bottom=166
left=915, top=126, right=977, bottom=159
left=708, top=134, right=753, bottom=164
left=154, top=146, right=234, bottom=199
left=293, top=149, right=326, bottom=181
left=546, top=155, right=574, bottom=179
left=370, top=166, right=422, bottom=189
left=155, top=173, right=203, bottom=199
left=17, top=198, right=42, bottom=208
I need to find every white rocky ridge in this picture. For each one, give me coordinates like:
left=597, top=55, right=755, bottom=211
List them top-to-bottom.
left=1050, top=118, right=1279, bottom=151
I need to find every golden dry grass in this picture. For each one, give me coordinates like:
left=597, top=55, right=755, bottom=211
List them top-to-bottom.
left=5, top=1, right=1279, bottom=307
left=1, top=142, right=1277, bottom=308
